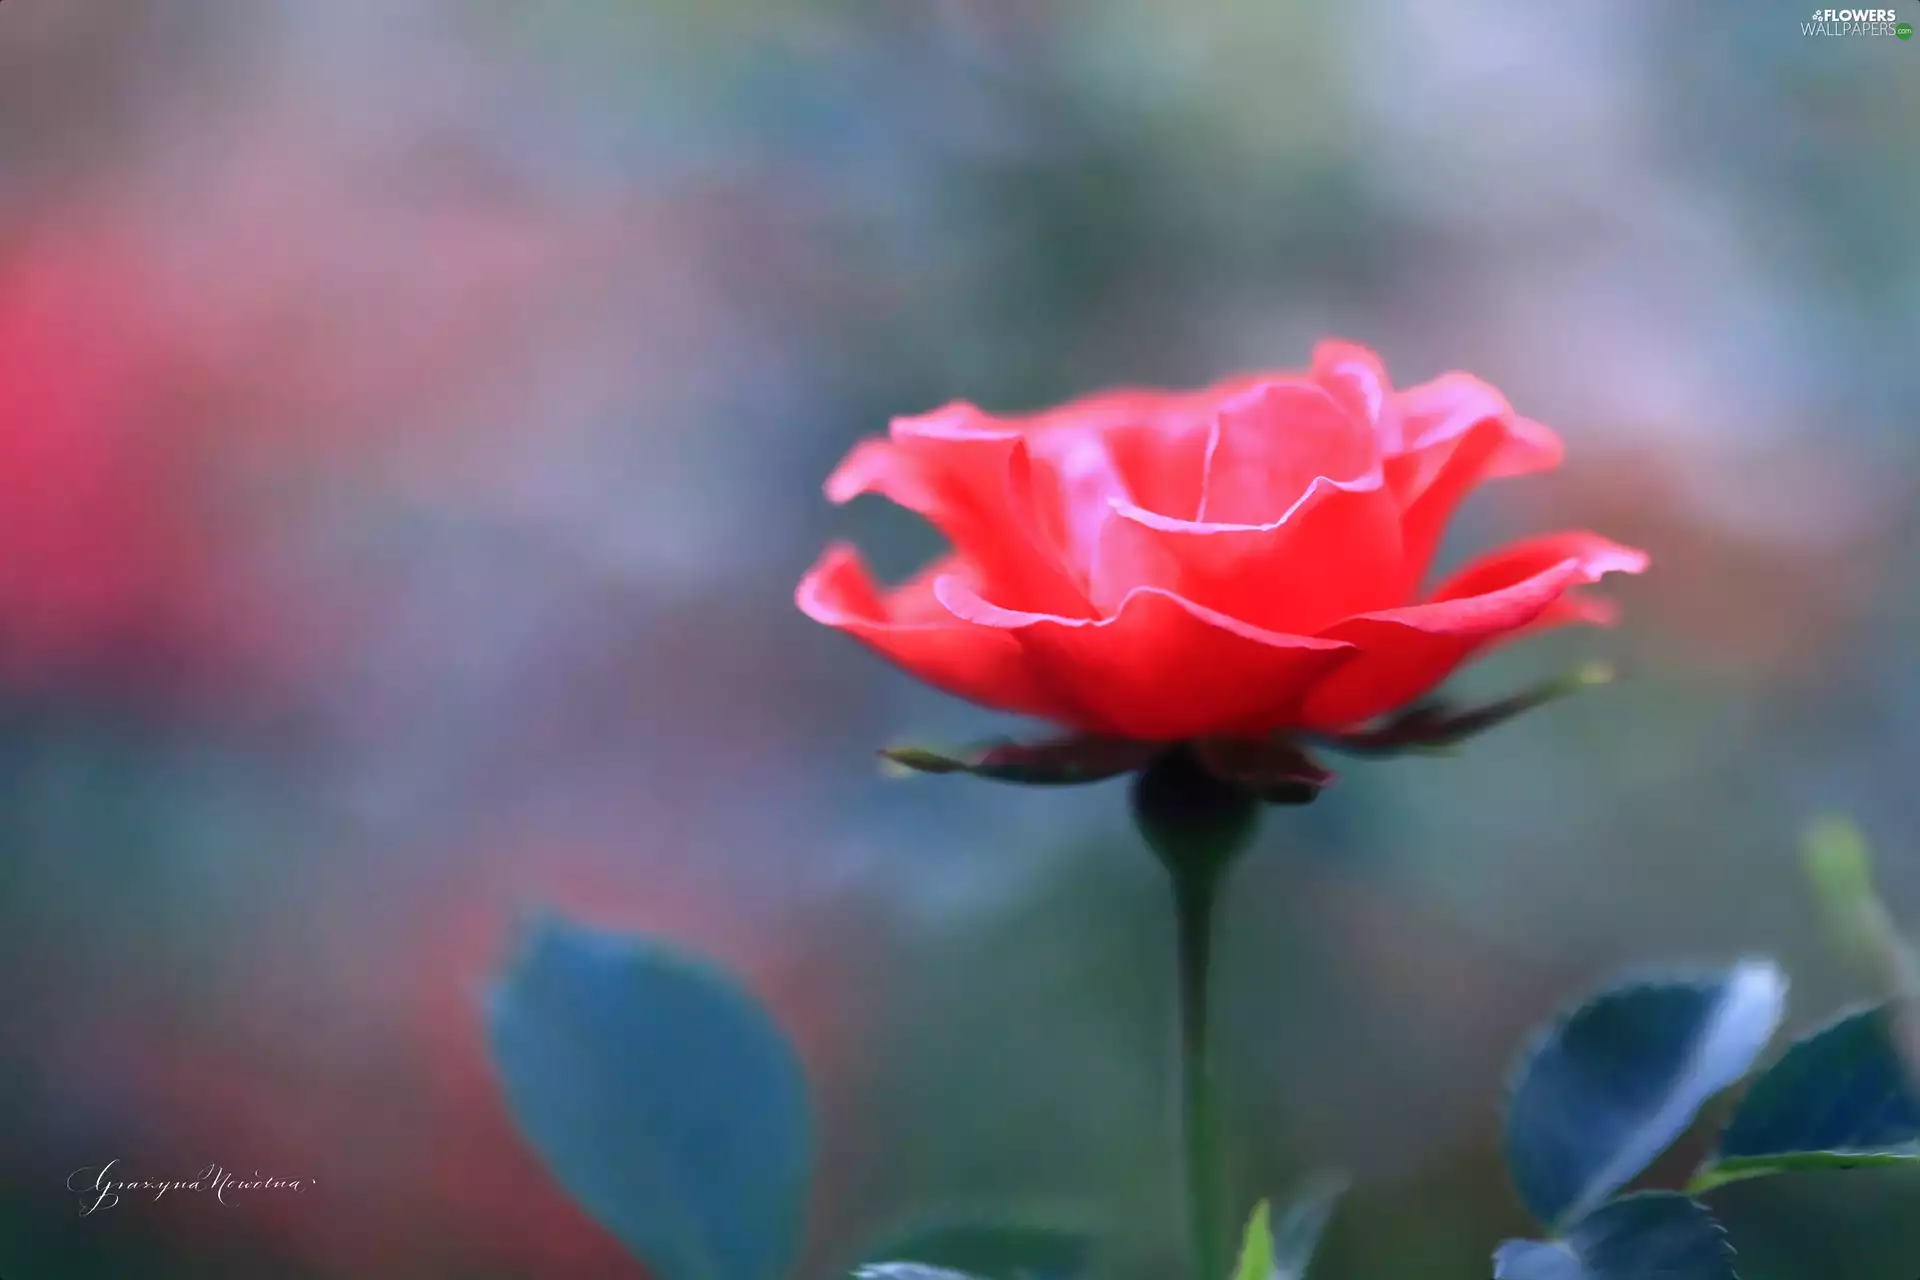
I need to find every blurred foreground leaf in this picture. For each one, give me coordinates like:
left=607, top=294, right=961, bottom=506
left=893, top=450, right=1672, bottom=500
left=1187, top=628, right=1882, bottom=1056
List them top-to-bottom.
left=488, top=918, right=812, bottom=1280
left=1504, top=961, right=1786, bottom=1230
left=1696, top=1004, right=1920, bottom=1185
left=1268, top=1175, right=1345, bottom=1279
left=1231, top=1176, right=1344, bottom=1280
left=1492, top=1193, right=1735, bottom=1280
left=1231, top=1201, right=1275, bottom=1280
left=857, top=1219, right=1092, bottom=1280
left=855, top=1267, right=985, bottom=1280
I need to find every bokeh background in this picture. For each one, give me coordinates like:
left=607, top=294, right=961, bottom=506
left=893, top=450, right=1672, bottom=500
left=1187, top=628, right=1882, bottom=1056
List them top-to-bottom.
left=1, top=2, right=1916, bottom=1277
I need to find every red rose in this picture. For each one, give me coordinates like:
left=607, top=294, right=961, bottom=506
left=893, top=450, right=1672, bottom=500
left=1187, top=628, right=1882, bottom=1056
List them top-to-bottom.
left=798, top=341, right=1647, bottom=742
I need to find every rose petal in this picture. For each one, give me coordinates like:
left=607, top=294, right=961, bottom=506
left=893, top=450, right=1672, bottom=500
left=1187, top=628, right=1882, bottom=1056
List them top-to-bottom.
left=1311, top=340, right=1405, bottom=453
left=1398, top=371, right=1563, bottom=472
left=1018, top=377, right=1298, bottom=588
left=1020, top=377, right=1268, bottom=531
left=1196, top=380, right=1379, bottom=527
left=1389, top=388, right=1567, bottom=588
left=825, top=405, right=1090, bottom=618
left=1390, top=417, right=1510, bottom=587
left=1021, top=421, right=1136, bottom=586
left=1093, top=474, right=1406, bottom=633
left=1429, top=531, right=1649, bottom=601
left=1434, top=531, right=1648, bottom=634
left=1298, top=532, right=1647, bottom=729
left=795, top=543, right=1074, bottom=720
left=934, top=575, right=1355, bottom=741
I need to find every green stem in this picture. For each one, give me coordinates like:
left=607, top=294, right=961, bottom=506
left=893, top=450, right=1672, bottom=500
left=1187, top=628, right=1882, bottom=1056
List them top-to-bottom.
left=1132, top=746, right=1258, bottom=1280
left=1173, top=859, right=1226, bottom=1280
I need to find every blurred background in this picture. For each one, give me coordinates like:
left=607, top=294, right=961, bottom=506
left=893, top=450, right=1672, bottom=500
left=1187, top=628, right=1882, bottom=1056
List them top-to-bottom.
left=0, top=1, right=1916, bottom=1276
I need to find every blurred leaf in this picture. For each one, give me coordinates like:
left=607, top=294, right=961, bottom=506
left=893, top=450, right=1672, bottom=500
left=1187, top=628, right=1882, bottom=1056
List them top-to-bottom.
left=879, top=736, right=1161, bottom=785
left=1803, top=815, right=1877, bottom=926
left=1801, top=816, right=1920, bottom=997
left=487, top=917, right=812, bottom=1280
left=1504, top=961, right=1787, bottom=1230
left=1698, top=1004, right=1920, bottom=1184
left=1269, top=1174, right=1346, bottom=1279
left=1230, top=1175, right=1345, bottom=1280
left=1492, top=1193, right=1735, bottom=1280
left=1232, top=1201, right=1274, bottom=1280
left=856, top=1219, right=1092, bottom=1280
left=855, top=1268, right=987, bottom=1280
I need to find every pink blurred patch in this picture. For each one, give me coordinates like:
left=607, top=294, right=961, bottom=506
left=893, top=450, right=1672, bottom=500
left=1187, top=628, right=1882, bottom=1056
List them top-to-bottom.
left=0, top=136, right=660, bottom=701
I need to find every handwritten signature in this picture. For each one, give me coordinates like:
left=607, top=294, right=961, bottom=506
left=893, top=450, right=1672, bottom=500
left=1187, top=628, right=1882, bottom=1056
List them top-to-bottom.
left=66, top=1160, right=313, bottom=1215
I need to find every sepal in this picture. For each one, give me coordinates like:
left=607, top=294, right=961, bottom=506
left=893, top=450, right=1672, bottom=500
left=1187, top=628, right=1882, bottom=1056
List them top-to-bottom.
left=1320, top=663, right=1614, bottom=757
left=878, top=736, right=1163, bottom=785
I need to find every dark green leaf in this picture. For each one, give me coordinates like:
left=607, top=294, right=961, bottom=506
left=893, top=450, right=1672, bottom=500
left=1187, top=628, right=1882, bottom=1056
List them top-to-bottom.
left=880, top=736, right=1161, bottom=785
left=487, top=918, right=812, bottom=1280
left=1504, top=961, right=1786, bottom=1230
left=1702, top=1003, right=1920, bottom=1182
left=1492, top=1193, right=1736, bottom=1280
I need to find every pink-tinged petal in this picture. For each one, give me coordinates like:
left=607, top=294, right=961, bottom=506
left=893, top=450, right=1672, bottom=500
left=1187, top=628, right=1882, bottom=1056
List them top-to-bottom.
left=1311, top=339, right=1405, bottom=453
left=1395, top=371, right=1564, bottom=476
left=1019, top=376, right=1271, bottom=528
left=1196, top=380, right=1379, bottom=527
left=1390, top=394, right=1566, bottom=589
left=824, top=404, right=1091, bottom=618
left=1044, top=405, right=1214, bottom=526
left=1389, top=417, right=1508, bottom=585
left=1021, top=422, right=1135, bottom=584
left=1092, top=473, right=1407, bottom=633
left=1428, top=531, right=1649, bottom=602
left=1297, top=532, right=1647, bottom=730
left=1433, top=533, right=1646, bottom=637
left=795, top=543, right=1073, bottom=720
left=934, top=575, right=1356, bottom=741
left=1536, top=590, right=1620, bottom=628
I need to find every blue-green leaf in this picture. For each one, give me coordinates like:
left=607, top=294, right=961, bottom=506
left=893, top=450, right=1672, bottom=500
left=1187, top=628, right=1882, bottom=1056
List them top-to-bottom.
left=487, top=917, right=812, bottom=1280
left=1504, top=960, right=1787, bottom=1229
left=1704, top=1003, right=1920, bottom=1180
left=1492, top=1193, right=1735, bottom=1280
left=857, top=1221, right=1092, bottom=1280
left=855, top=1268, right=987, bottom=1280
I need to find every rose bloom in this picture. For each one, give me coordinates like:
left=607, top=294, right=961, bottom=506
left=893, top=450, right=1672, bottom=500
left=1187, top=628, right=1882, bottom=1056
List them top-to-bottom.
left=799, top=342, right=1647, bottom=741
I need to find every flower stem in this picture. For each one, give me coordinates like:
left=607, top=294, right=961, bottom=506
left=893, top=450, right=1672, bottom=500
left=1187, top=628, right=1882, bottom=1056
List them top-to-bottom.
left=1131, top=747, right=1259, bottom=1280
left=1173, top=857, right=1226, bottom=1280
